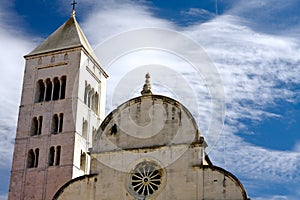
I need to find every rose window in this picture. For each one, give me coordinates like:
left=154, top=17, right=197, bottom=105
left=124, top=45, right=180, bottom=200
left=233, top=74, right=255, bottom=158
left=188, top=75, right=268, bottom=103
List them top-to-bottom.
left=129, top=161, right=164, bottom=198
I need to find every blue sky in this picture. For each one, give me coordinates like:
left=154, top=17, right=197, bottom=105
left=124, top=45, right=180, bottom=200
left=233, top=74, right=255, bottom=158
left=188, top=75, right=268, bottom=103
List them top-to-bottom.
left=0, top=0, right=300, bottom=199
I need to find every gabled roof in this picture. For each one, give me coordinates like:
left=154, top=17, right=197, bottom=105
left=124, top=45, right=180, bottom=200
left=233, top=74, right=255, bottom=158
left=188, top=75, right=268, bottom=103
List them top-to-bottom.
left=26, top=14, right=94, bottom=57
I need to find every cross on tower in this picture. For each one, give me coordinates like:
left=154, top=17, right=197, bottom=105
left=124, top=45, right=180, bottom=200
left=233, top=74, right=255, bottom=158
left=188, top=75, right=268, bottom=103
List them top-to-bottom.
left=71, top=0, right=77, bottom=11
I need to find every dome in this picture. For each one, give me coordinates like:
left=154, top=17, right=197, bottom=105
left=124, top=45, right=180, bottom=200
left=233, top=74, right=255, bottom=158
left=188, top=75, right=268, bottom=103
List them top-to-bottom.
left=92, top=94, right=204, bottom=153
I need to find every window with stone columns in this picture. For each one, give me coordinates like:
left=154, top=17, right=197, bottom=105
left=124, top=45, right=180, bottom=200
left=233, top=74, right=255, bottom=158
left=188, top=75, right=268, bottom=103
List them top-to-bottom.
left=34, top=76, right=67, bottom=103
left=60, top=76, right=66, bottom=99
left=52, top=77, right=60, bottom=100
left=45, top=78, right=52, bottom=101
left=35, top=79, right=45, bottom=103
left=84, top=82, right=100, bottom=115
left=51, top=113, right=64, bottom=134
left=59, top=113, right=64, bottom=133
left=30, top=116, right=43, bottom=136
left=82, top=119, right=88, bottom=139
left=48, top=145, right=61, bottom=166
left=48, top=146, right=55, bottom=166
left=55, top=146, right=61, bottom=166
left=27, top=148, right=39, bottom=168
left=34, top=148, right=39, bottom=168
left=80, top=151, right=86, bottom=171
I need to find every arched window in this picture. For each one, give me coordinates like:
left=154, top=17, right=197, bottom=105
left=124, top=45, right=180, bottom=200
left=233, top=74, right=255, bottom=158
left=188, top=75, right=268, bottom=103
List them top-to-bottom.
left=60, top=76, right=66, bottom=99
left=52, top=77, right=60, bottom=100
left=45, top=78, right=52, bottom=101
left=35, top=80, right=45, bottom=103
left=84, top=83, right=88, bottom=104
left=87, top=90, right=92, bottom=108
left=93, top=92, right=99, bottom=115
left=90, top=93, right=95, bottom=111
left=51, top=113, right=63, bottom=134
left=59, top=113, right=64, bottom=133
left=51, top=114, right=59, bottom=134
left=37, top=116, right=43, bottom=135
left=30, top=117, right=38, bottom=136
left=82, top=119, right=88, bottom=139
left=48, top=146, right=55, bottom=166
left=48, top=146, right=61, bottom=166
left=55, top=146, right=61, bottom=166
left=27, top=148, right=39, bottom=168
left=34, top=148, right=39, bottom=168
left=27, top=149, right=35, bottom=168
left=80, top=151, right=86, bottom=171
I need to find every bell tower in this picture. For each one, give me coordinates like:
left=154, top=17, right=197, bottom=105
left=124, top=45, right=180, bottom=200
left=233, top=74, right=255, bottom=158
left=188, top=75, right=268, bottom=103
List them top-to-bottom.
left=8, top=9, right=108, bottom=200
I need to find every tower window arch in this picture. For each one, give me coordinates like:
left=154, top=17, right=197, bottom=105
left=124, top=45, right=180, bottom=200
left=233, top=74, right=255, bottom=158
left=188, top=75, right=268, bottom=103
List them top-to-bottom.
left=34, top=76, right=67, bottom=103
left=60, top=76, right=66, bottom=99
left=52, top=77, right=60, bottom=100
left=45, top=78, right=52, bottom=101
left=35, top=80, right=45, bottom=103
left=83, top=82, right=100, bottom=115
left=84, top=84, right=91, bottom=105
left=87, top=90, right=92, bottom=108
left=93, top=92, right=99, bottom=114
left=51, top=113, right=64, bottom=134
left=59, top=113, right=64, bottom=133
left=51, top=114, right=59, bottom=134
left=30, top=116, right=43, bottom=136
left=37, top=116, right=43, bottom=135
left=30, top=117, right=38, bottom=136
left=82, top=118, right=88, bottom=139
left=82, top=119, right=88, bottom=139
left=48, top=146, right=55, bottom=166
left=48, top=146, right=61, bottom=166
left=55, top=146, right=61, bottom=166
left=27, top=148, right=39, bottom=168
left=34, top=148, right=39, bottom=168
left=27, top=149, right=35, bottom=168
left=80, top=151, right=86, bottom=171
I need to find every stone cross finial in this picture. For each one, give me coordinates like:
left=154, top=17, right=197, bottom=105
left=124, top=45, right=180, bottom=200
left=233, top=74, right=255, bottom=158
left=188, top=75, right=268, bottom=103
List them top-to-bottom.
left=71, top=0, right=77, bottom=16
left=141, top=73, right=152, bottom=95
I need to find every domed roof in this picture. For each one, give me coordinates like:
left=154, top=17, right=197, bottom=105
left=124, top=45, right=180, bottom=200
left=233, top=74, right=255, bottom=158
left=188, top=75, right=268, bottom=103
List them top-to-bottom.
left=92, top=94, right=204, bottom=153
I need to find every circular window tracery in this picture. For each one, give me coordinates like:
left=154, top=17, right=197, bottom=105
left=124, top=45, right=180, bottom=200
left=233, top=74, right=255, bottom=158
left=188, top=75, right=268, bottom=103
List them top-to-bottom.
left=128, top=161, right=164, bottom=198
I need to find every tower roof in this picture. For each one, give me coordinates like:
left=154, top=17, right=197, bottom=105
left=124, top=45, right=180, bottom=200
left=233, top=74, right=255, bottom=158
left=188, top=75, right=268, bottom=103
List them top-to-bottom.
left=26, top=14, right=94, bottom=57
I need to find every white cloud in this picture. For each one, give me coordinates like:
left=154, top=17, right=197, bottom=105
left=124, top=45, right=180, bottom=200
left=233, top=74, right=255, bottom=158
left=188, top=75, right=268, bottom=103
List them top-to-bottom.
left=81, top=0, right=174, bottom=45
left=180, top=8, right=215, bottom=18
left=294, top=141, right=300, bottom=152
left=0, top=194, right=7, bottom=200
left=254, top=195, right=289, bottom=200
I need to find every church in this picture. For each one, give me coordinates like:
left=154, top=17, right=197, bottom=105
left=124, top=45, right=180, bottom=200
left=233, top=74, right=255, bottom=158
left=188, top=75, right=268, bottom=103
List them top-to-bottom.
left=8, top=7, right=250, bottom=200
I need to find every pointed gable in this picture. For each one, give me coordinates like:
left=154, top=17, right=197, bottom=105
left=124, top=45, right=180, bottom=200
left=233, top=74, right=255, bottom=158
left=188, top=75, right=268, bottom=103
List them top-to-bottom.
left=27, top=15, right=94, bottom=56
